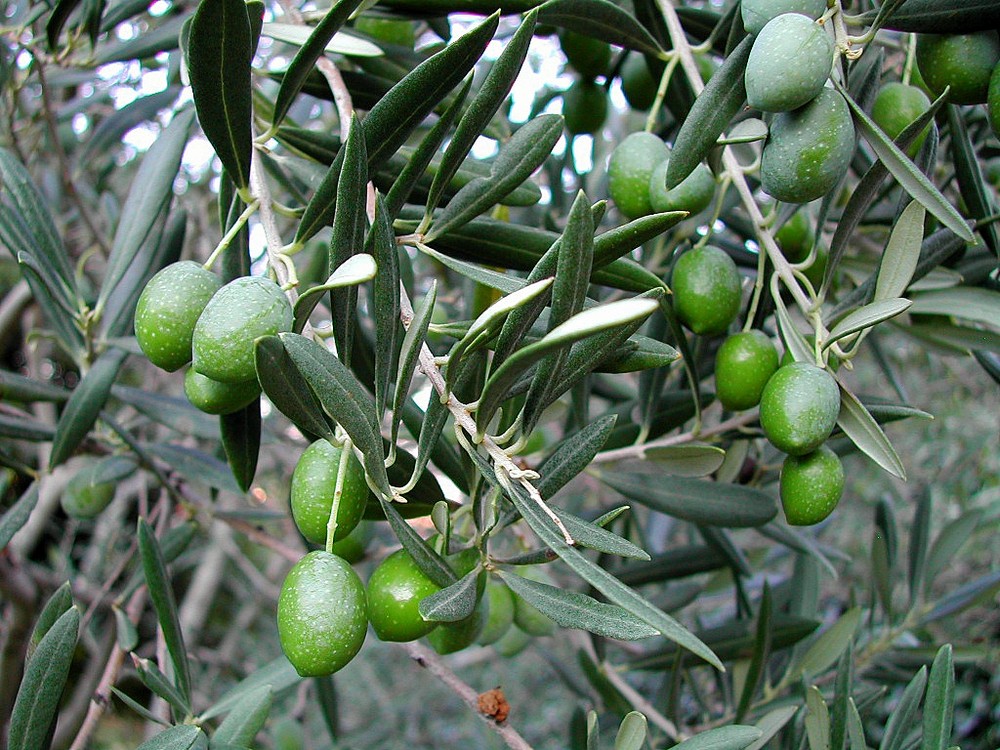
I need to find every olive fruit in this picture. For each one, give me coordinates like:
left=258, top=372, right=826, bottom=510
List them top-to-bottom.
left=741, top=0, right=826, bottom=36
left=745, top=14, right=834, bottom=113
left=559, top=29, right=611, bottom=78
left=915, top=32, right=1000, bottom=105
left=620, top=53, right=658, bottom=111
left=988, top=64, right=1000, bottom=139
left=562, top=79, right=608, bottom=135
left=871, top=82, right=932, bottom=156
left=760, top=88, right=855, bottom=204
left=608, top=132, right=670, bottom=219
left=648, top=159, right=716, bottom=215
left=775, top=210, right=814, bottom=263
left=671, top=246, right=742, bottom=337
left=134, top=261, right=221, bottom=372
left=191, top=276, right=293, bottom=384
left=714, top=330, right=780, bottom=411
left=759, top=362, right=840, bottom=455
left=184, top=368, right=260, bottom=415
left=290, top=440, right=368, bottom=547
left=780, top=445, right=844, bottom=525
left=62, top=464, right=116, bottom=519
left=330, top=522, right=370, bottom=564
left=367, top=549, right=441, bottom=642
left=276, top=551, right=368, bottom=677
left=477, top=579, right=516, bottom=646
left=493, top=624, right=533, bottom=657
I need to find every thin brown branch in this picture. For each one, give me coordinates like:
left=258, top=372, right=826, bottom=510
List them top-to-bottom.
left=403, top=641, right=534, bottom=750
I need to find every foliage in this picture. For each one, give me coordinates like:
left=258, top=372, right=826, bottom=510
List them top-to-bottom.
left=0, top=0, right=998, bottom=748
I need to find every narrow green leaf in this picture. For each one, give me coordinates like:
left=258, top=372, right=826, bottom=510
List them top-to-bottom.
left=46, top=0, right=84, bottom=50
left=187, top=0, right=252, bottom=190
left=271, top=0, right=365, bottom=129
left=538, top=0, right=662, bottom=55
left=870, top=0, right=1000, bottom=35
left=425, top=10, right=538, bottom=216
left=94, top=13, right=187, bottom=64
left=366, top=14, right=499, bottom=171
left=262, top=22, right=380, bottom=56
left=665, top=35, right=752, bottom=189
left=836, top=82, right=973, bottom=242
left=946, top=105, right=998, bottom=254
left=95, top=110, right=194, bottom=319
left=329, top=114, right=369, bottom=366
left=426, top=114, right=564, bottom=240
left=0, top=148, right=74, bottom=290
left=522, top=190, right=595, bottom=430
left=369, top=195, right=400, bottom=418
left=876, top=201, right=925, bottom=301
left=593, top=211, right=687, bottom=268
left=418, top=243, right=526, bottom=294
left=391, top=282, right=436, bottom=448
left=908, top=287, right=1000, bottom=326
left=476, top=298, right=658, bottom=433
left=826, top=298, right=912, bottom=347
left=279, top=333, right=390, bottom=496
left=254, top=336, right=334, bottom=440
left=49, top=348, right=128, bottom=469
left=836, top=381, right=906, bottom=480
left=220, top=400, right=261, bottom=493
left=535, top=414, right=616, bottom=499
left=145, top=443, right=243, bottom=495
left=625, top=444, right=726, bottom=478
left=476, top=454, right=722, bottom=669
left=597, top=472, right=777, bottom=528
left=0, top=482, right=39, bottom=551
left=908, top=489, right=931, bottom=607
left=376, top=495, right=455, bottom=587
left=554, top=509, right=649, bottom=561
left=924, top=510, right=982, bottom=593
left=138, top=518, right=192, bottom=703
left=418, top=568, right=479, bottom=622
left=497, top=570, right=658, bottom=640
left=922, top=570, right=1000, bottom=623
left=28, top=582, right=73, bottom=658
left=736, top=585, right=772, bottom=721
left=113, top=606, right=139, bottom=652
left=7, top=607, right=80, bottom=750
left=794, top=607, right=862, bottom=680
left=922, top=644, right=955, bottom=750
left=134, top=656, right=191, bottom=717
left=201, top=657, right=302, bottom=720
left=879, top=666, right=927, bottom=750
left=213, top=685, right=272, bottom=747
left=111, top=686, right=169, bottom=725
left=805, top=686, right=831, bottom=750
left=846, top=698, right=867, bottom=750
left=746, top=707, right=798, bottom=750
left=614, top=711, right=647, bottom=750
left=136, top=725, right=207, bottom=750
left=668, top=726, right=763, bottom=750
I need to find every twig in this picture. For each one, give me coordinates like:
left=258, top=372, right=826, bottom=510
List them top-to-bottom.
left=592, top=411, right=760, bottom=464
left=403, top=641, right=534, bottom=750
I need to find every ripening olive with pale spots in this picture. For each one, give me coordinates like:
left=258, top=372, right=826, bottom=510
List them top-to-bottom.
left=741, top=0, right=826, bottom=36
left=745, top=13, right=834, bottom=113
left=916, top=31, right=1000, bottom=106
left=620, top=53, right=658, bottom=111
left=760, top=88, right=856, bottom=204
left=608, top=132, right=670, bottom=219
left=648, top=159, right=716, bottom=215
left=775, top=210, right=814, bottom=264
left=670, top=246, right=742, bottom=337
left=134, top=261, right=222, bottom=372
left=191, top=276, right=293, bottom=384
left=759, top=362, right=841, bottom=455
left=184, top=368, right=260, bottom=415
left=290, top=440, right=368, bottom=547
left=780, top=445, right=845, bottom=525
left=367, top=549, right=441, bottom=642
left=276, top=551, right=368, bottom=677
left=477, top=579, right=516, bottom=646
left=426, top=595, right=487, bottom=655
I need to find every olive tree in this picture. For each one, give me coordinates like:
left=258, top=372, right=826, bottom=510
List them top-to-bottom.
left=1, top=0, right=998, bottom=748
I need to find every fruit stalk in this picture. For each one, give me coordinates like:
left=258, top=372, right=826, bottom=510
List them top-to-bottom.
left=325, top=434, right=354, bottom=554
